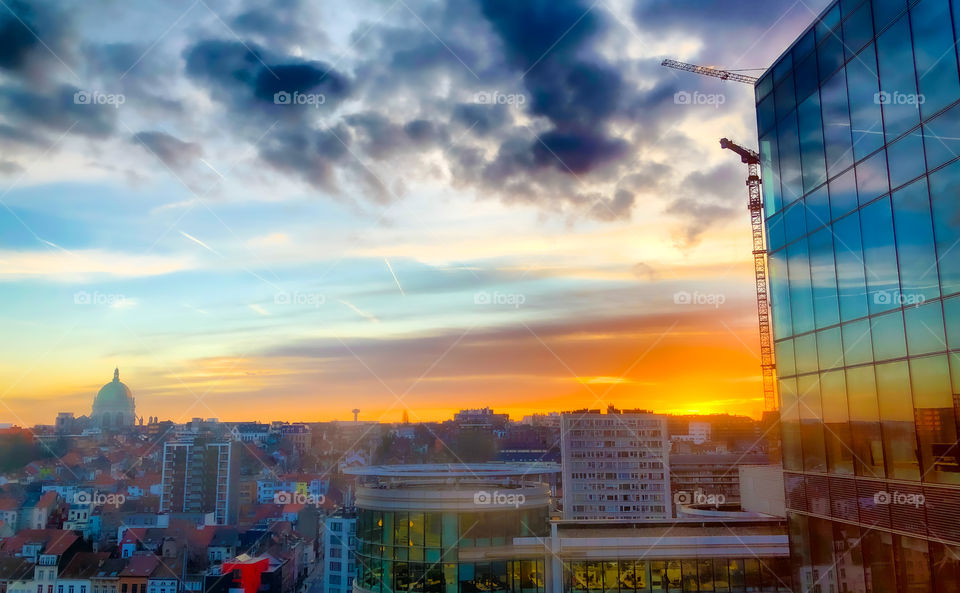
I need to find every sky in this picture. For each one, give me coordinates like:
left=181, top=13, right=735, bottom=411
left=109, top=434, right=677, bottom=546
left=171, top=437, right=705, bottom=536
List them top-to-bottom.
left=0, top=0, right=833, bottom=426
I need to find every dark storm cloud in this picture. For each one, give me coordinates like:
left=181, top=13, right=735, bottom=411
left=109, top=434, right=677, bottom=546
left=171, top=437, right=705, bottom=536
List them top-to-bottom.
left=0, top=0, right=69, bottom=74
left=473, top=0, right=633, bottom=176
left=183, top=39, right=351, bottom=118
left=84, top=43, right=183, bottom=113
left=0, top=85, right=116, bottom=137
left=451, top=103, right=512, bottom=136
left=345, top=112, right=449, bottom=161
left=257, top=124, right=354, bottom=193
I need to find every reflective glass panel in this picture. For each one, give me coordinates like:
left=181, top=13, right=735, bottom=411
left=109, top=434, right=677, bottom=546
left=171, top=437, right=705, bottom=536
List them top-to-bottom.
left=911, top=0, right=960, bottom=119
left=877, top=14, right=921, bottom=142
left=846, top=44, right=885, bottom=160
left=929, top=159, right=960, bottom=295
left=860, top=197, right=900, bottom=315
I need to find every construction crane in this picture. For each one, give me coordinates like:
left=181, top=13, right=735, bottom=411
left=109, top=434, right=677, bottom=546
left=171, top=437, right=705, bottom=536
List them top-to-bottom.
left=660, top=59, right=759, bottom=84
left=661, top=59, right=776, bottom=413
left=718, top=138, right=776, bottom=414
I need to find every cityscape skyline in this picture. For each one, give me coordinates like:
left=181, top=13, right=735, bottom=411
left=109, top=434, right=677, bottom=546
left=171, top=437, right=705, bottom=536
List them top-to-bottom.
left=6, top=0, right=960, bottom=591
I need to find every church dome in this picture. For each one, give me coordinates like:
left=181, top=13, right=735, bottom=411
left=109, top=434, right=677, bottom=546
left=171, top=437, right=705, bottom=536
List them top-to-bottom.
left=92, top=368, right=136, bottom=428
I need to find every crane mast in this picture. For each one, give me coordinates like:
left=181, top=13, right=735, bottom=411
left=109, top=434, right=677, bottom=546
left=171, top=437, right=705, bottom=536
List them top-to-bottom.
left=660, top=58, right=776, bottom=413
left=719, top=139, right=776, bottom=413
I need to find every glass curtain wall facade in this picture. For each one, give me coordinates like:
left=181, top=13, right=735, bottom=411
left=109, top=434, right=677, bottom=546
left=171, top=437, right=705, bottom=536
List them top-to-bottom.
left=757, top=0, right=960, bottom=590
left=355, top=508, right=549, bottom=593
left=562, top=559, right=791, bottom=593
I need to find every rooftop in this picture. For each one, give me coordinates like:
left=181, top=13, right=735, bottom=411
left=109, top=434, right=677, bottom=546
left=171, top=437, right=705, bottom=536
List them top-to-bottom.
left=344, top=462, right=560, bottom=479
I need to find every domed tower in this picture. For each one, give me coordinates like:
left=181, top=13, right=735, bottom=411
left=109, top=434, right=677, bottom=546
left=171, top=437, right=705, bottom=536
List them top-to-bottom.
left=92, top=368, right=136, bottom=429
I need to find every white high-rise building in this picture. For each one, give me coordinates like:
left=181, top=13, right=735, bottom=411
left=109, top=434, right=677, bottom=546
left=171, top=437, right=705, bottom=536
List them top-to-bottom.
left=560, top=407, right=671, bottom=519
left=322, top=512, right=356, bottom=593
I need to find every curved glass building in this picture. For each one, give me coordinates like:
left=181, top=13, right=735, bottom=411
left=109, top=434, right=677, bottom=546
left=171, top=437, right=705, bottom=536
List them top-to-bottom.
left=756, top=0, right=960, bottom=589
left=347, top=464, right=557, bottom=593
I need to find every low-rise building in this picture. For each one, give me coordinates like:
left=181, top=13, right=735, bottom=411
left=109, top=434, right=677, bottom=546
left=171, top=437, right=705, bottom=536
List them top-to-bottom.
left=57, top=552, right=109, bottom=593
left=89, top=559, right=126, bottom=593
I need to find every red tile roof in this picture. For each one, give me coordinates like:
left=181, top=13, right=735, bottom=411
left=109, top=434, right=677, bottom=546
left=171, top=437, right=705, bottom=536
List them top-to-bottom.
left=119, top=555, right=159, bottom=577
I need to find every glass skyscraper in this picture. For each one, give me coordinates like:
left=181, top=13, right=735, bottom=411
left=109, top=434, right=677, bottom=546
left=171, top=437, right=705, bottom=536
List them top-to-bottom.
left=756, top=0, right=960, bottom=590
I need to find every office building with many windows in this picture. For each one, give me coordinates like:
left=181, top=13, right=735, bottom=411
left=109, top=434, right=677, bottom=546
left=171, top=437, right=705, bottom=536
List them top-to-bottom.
left=756, top=0, right=960, bottom=589
left=560, top=408, right=671, bottom=520
left=347, top=464, right=791, bottom=593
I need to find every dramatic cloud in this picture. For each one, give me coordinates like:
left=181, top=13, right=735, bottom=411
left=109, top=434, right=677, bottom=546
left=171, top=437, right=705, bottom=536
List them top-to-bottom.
left=0, top=0, right=831, bottom=231
left=0, top=0, right=71, bottom=76
left=132, top=131, right=202, bottom=172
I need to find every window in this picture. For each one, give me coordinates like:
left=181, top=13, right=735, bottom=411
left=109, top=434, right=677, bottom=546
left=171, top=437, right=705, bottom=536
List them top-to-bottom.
left=842, top=0, right=874, bottom=58
left=911, top=0, right=960, bottom=119
left=878, top=15, right=921, bottom=142
left=846, top=44, right=884, bottom=160
left=798, top=91, right=827, bottom=192
left=923, top=103, right=960, bottom=169
left=778, top=111, right=803, bottom=203
left=886, top=133, right=925, bottom=189
left=856, top=150, right=889, bottom=206
left=929, top=160, right=960, bottom=295
left=892, top=178, right=939, bottom=305
left=860, top=197, right=901, bottom=314
left=833, top=212, right=869, bottom=320
left=809, top=227, right=840, bottom=327
left=788, top=238, right=815, bottom=334
left=904, top=301, right=946, bottom=355
left=870, top=310, right=907, bottom=362
left=910, top=354, right=960, bottom=484
left=876, top=360, right=921, bottom=480
left=847, top=365, right=885, bottom=477
left=821, top=370, right=854, bottom=474
left=798, top=374, right=828, bottom=472
left=780, top=378, right=803, bottom=471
